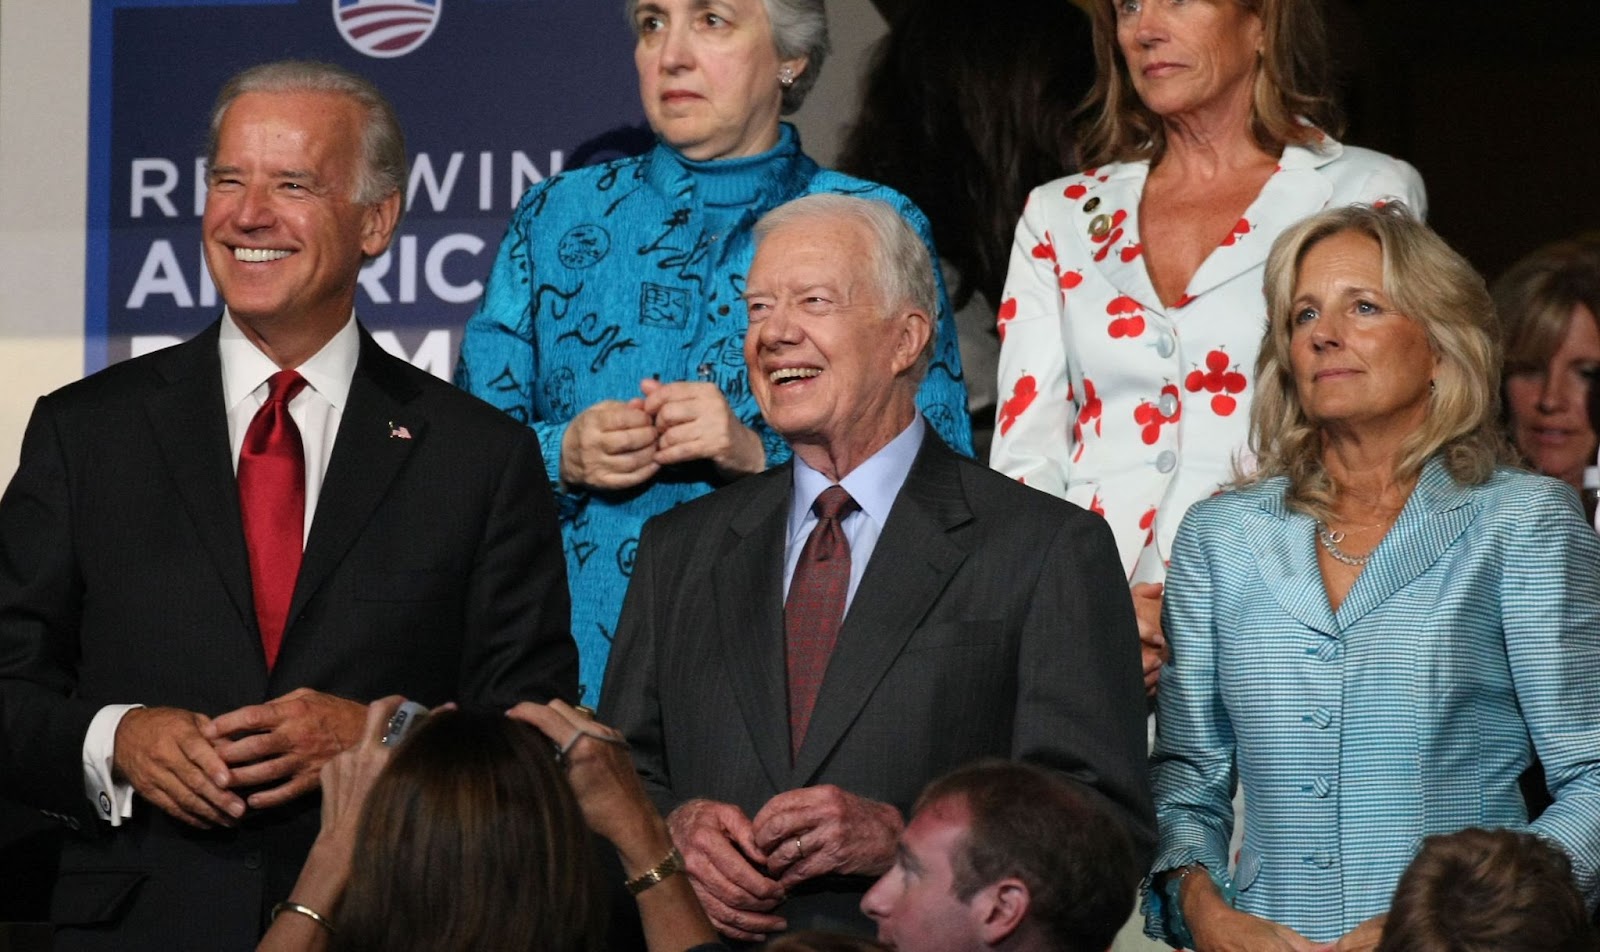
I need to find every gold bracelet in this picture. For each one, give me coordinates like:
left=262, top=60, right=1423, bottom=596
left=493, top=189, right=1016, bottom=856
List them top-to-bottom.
left=625, top=845, right=685, bottom=895
left=272, top=900, right=336, bottom=934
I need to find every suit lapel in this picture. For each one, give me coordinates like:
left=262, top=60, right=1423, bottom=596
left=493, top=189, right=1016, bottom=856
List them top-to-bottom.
left=1183, top=138, right=1338, bottom=302
left=1069, top=166, right=1163, bottom=314
left=143, top=323, right=260, bottom=642
left=283, top=329, right=423, bottom=638
left=791, top=437, right=972, bottom=786
left=1335, top=460, right=1476, bottom=630
left=713, top=470, right=793, bottom=793
left=1240, top=490, right=1337, bottom=634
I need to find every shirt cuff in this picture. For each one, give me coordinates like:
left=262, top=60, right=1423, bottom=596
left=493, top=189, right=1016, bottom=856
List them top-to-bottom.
left=83, top=704, right=143, bottom=827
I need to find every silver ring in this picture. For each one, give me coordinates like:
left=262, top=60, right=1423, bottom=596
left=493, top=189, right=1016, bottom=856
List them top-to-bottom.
left=556, top=728, right=585, bottom=767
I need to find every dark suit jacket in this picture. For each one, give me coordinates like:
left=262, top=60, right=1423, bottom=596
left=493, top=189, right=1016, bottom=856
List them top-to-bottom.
left=0, top=321, right=577, bottom=951
left=599, top=432, right=1154, bottom=934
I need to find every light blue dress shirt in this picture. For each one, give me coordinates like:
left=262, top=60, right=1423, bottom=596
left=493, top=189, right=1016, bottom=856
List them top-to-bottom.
left=783, top=414, right=925, bottom=610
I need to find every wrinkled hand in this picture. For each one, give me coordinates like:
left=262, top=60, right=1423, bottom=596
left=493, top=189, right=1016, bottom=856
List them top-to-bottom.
left=639, top=379, right=764, bottom=479
left=560, top=399, right=660, bottom=491
left=1132, top=581, right=1166, bottom=698
left=207, top=687, right=366, bottom=810
left=314, top=696, right=403, bottom=857
left=299, top=697, right=404, bottom=895
left=506, top=699, right=648, bottom=846
left=113, top=706, right=243, bottom=828
left=751, top=785, right=903, bottom=886
left=667, top=798, right=785, bottom=941
left=1184, top=873, right=1331, bottom=952
left=1333, top=916, right=1385, bottom=952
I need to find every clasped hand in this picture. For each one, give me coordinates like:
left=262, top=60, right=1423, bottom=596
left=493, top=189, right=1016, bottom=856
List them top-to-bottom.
left=559, top=378, right=764, bottom=492
left=112, top=687, right=366, bottom=828
left=666, top=785, right=903, bottom=941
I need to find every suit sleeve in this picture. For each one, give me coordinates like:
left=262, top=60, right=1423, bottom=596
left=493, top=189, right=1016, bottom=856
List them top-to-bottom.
left=1354, top=156, right=1428, bottom=221
left=454, top=181, right=578, bottom=514
left=989, top=189, right=1075, bottom=496
left=0, top=396, right=103, bottom=829
left=456, top=424, right=579, bottom=708
left=1507, top=485, right=1600, bottom=904
left=1014, top=503, right=1154, bottom=861
left=1140, top=505, right=1240, bottom=942
left=596, top=515, right=679, bottom=815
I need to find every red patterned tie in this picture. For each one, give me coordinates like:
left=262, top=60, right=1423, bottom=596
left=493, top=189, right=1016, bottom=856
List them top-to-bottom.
left=238, top=370, right=308, bottom=670
left=785, top=485, right=859, bottom=759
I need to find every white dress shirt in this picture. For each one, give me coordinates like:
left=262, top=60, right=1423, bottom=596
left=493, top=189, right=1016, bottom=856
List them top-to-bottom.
left=80, top=312, right=360, bottom=826
left=783, top=413, right=925, bottom=611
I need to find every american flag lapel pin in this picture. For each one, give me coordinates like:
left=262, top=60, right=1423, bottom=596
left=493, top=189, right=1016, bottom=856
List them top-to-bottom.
left=388, top=421, right=412, bottom=440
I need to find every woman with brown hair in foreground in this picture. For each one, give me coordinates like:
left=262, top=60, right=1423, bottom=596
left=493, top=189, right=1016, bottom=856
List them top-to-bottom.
left=257, top=698, right=718, bottom=952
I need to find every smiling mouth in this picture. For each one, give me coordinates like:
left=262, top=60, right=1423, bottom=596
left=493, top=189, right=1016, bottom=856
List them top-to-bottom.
left=233, top=248, right=293, bottom=263
left=770, top=367, right=821, bottom=385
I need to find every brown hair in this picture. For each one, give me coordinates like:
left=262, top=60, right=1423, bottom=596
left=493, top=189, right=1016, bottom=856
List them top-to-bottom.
left=1077, top=0, right=1341, bottom=168
left=1244, top=203, right=1511, bottom=520
left=1492, top=239, right=1600, bottom=449
left=334, top=711, right=604, bottom=952
left=915, top=760, right=1140, bottom=952
left=1377, top=828, right=1599, bottom=952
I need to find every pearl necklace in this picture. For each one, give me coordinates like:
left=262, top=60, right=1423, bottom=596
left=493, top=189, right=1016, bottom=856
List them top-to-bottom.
left=1317, top=522, right=1373, bottom=566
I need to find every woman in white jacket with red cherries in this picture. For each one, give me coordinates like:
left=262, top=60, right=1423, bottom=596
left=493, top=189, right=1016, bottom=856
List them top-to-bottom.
left=991, top=0, right=1424, bottom=694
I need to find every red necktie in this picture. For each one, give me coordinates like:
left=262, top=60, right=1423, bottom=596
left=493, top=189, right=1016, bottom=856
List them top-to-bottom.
left=238, top=370, right=308, bottom=670
left=785, top=485, right=859, bottom=759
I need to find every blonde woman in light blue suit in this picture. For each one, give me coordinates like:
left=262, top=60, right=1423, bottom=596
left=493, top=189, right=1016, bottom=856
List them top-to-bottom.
left=1144, top=203, right=1600, bottom=952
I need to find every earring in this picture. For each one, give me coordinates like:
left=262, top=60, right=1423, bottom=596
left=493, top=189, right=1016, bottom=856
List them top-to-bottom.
left=779, top=66, right=795, bottom=88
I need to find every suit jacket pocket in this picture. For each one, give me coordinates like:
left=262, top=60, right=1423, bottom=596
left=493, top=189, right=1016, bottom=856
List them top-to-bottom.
left=355, top=569, right=452, bottom=602
left=901, top=620, right=1003, bottom=654
left=50, top=868, right=147, bottom=927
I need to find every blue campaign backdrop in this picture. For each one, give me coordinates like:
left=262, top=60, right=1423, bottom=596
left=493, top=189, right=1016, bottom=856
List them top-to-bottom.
left=88, top=0, right=649, bottom=373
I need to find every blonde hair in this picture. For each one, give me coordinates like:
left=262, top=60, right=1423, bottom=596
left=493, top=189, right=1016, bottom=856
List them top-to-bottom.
left=1077, top=0, right=1340, bottom=168
left=1244, top=203, right=1511, bottom=520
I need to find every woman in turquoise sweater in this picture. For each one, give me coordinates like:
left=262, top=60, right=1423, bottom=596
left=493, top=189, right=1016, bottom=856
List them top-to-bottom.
left=456, top=0, right=970, bottom=703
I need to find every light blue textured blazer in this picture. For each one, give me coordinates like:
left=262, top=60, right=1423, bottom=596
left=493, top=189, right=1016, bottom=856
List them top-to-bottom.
left=1144, top=458, right=1600, bottom=944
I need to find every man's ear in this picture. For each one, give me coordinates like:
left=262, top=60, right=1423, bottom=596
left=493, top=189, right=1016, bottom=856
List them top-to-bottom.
left=360, top=190, right=403, bottom=258
left=890, top=307, right=933, bottom=378
left=973, top=877, right=1030, bottom=945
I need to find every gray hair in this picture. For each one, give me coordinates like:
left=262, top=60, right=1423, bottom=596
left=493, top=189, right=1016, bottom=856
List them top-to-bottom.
left=624, top=0, right=829, bottom=113
left=207, top=60, right=408, bottom=210
left=753, top=193, right=937, bottom=378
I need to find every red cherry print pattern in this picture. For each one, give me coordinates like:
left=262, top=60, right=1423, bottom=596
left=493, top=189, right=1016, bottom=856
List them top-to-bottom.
left=1064, top=183, right=1087, bottom=200
left=1091, top=210, right=1128, bottom=262
left=1219, top=218, right=1252, bottom=247
left=1031, top=231, right=1057, bottom=263
left=1119, top=243, right=1143, bottom=263
left=1060, top=269, right=1083, bottom=295
left=1172, top=293, right=1195, bottom=309
left=1107, top=295, right=1146, bottom=339
left=996, top=297, right=1017, bottom=342
left=1183, top=348, right=1248, bottom=416
left=999, top=374, right=1038, bottom=436
left=1072, top=377, right=1103, bottom=446
left=1133, top=383, right=1182, bottom=445
left=1089, top=493, right=1106, bottom=518
left=1139, top=506, right=1157, bottom=547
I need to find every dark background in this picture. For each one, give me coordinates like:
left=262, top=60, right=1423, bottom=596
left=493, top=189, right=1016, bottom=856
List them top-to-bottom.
left=868, top=0, right=1600, bottom=282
